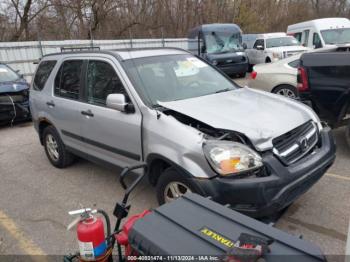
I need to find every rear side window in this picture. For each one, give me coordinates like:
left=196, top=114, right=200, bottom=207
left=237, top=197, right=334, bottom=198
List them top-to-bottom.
left=293, top=32, right=302, bottom=43
left=288, top=59, right=300, bottom=68
left=33, top=60, right=56, bottom=91
left=54, top=60, right=83, bottom=100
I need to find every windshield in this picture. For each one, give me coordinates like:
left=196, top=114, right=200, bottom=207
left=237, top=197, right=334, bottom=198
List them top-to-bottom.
left=321, top=28, right=350, bottom=44
left=204, top=31, right=243, bottom=54
left=266, top=37, right=300, bottom=48
left=123, top=54, right=236, bottom=107
left=0, top=64, right=19, bottom=82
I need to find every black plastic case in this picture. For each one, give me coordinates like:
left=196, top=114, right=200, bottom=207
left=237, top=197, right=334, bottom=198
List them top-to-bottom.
left=129, top=194, right=325, bottom=261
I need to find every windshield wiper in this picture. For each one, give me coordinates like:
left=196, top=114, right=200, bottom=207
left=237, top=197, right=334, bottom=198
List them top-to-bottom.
left=215, top=88, right=231, bottom=94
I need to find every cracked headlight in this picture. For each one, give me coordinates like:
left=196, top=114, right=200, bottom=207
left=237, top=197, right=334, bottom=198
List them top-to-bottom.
left=203, top=141, right=263, bottom=176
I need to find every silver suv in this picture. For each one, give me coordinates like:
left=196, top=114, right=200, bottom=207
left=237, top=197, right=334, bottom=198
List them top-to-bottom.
left=30, top=48, right=335, bottom=217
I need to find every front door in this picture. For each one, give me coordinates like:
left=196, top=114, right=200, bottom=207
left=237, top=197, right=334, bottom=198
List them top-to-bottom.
left=80, top=58, right=142, bottom=167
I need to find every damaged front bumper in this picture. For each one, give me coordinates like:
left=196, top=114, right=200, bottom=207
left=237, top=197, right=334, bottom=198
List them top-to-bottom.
left=0, top=94, right=31, bottom=123
left=191, top=127, right=336, bottom=218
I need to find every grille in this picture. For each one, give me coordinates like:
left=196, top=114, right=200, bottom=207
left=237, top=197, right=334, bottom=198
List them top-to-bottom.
left=283, top=50, right=304, bottom=58
left=272, top=121, right=318, bottom=165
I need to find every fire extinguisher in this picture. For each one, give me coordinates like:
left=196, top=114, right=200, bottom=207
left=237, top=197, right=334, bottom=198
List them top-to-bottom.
left=67, top=208, right=112, bottom=262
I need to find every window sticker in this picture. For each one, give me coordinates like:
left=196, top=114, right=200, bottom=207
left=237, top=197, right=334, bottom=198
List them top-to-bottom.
left=187, top=57, right=208, bottom=68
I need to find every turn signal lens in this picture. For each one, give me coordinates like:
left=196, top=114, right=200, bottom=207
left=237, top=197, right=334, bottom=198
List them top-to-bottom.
left=251, top=71, right=257, bottom=79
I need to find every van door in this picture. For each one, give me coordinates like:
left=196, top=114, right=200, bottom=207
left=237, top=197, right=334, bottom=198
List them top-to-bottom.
left=302, top=30, right=310, bottom=47
left=80, top=58, right=142, bottom=167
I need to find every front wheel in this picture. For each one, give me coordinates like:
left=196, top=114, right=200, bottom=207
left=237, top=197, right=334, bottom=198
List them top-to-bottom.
left=272, top=85, right=298, bottom=99
left=156, top=168, right=200, bottom=205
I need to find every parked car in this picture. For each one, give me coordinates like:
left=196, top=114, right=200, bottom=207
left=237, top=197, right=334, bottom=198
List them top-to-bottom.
left=287, top=17, right=350, bottom=49
left=188, top=24, right=248, bottom=77
left=243, top=33, right=309, bottom=66
left=297, top=46, right=350, bottom=146
left=30, top=48, right=336, bottom=218
left=248, top=54, right=301, bottom=98
left=0, top=63, right=30, bottom=124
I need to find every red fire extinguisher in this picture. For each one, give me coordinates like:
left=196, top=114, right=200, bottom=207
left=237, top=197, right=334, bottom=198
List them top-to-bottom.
left=67, top=208, right=112, bottom=262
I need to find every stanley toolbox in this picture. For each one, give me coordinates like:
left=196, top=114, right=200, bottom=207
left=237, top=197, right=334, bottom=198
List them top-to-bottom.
left=128, top=193, right=325, bottom=262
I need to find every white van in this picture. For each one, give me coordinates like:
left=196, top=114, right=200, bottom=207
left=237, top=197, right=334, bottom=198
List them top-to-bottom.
left=287, top=17, right=350, bottom=49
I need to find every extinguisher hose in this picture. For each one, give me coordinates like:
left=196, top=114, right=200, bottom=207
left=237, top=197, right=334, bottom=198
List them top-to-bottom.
left=97, top=209, right=111, bottom=246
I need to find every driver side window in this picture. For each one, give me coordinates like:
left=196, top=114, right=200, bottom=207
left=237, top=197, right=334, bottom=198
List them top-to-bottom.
left=253, top=39, right=264, bottom=49
left=86, top=60, right=127, bottom=106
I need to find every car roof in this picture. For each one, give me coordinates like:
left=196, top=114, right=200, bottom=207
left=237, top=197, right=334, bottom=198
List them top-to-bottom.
left=256, top=32, right=287, bottom=39
left=41, top=47, right=190, bottom=61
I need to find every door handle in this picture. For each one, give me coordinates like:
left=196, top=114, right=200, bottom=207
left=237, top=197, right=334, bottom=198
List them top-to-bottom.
left=46, top=101, right=55, bottom=107
left=81, top=110, right=94, bottom=117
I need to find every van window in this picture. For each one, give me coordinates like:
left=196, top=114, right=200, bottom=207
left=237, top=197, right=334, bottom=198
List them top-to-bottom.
left=302, top=30, right=310, bottom=46
left=293, top=32, right=302, bottom=43
left=313, top=33, right=323, bottom=48
left=54, top=60, right=83, bottom=100
left=86, top=60, right=127, bottom=106
left=33, top=61, right=56, bottom=91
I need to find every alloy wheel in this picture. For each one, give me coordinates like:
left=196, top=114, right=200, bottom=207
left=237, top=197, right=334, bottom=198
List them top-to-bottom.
left=276, top=88, right=296, bottom=98
left=46, top=134, right=59, bottom=161
left=164, top=182, right=192, bottom=203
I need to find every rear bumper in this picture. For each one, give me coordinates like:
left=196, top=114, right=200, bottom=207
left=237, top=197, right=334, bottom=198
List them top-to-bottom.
left=218, top=62, right=249, bottom=75
left=193, top=127, right=336, bottom=217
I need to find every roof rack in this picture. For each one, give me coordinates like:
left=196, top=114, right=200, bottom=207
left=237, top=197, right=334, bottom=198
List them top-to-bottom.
left=60, top=46, right=100, bottom=52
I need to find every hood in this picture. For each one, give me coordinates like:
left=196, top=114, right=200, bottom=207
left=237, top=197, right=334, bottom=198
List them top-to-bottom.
left=267, top=45, right=310, bottom=52
left=0, top=80, right=28, bottom=93
left=159, top=87, right=319, bottom=151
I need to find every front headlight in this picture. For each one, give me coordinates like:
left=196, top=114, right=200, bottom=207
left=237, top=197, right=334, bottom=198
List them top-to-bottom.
left=272, top=52, right=282, bottom=59
left=203, top=141, right=263, bottom=176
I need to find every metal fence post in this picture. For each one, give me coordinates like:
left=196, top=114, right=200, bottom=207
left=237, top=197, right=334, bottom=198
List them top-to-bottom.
left=161, top=27, right=165, bottom=47
left=129, top=29, right=133, bottom=48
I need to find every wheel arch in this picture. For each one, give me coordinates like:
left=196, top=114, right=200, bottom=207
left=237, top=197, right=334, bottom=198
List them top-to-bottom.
left=271, top=84, right=297, bottom=94
left=38, top=117, right=54, bottom=145
left=146, top=153, right=194, bottom=186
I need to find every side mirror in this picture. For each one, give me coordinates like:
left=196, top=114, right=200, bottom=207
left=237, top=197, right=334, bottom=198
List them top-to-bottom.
left=243, top=43, right=247, bottom=50
left=200, top=45, right=206, bottom=54
left=256, top=45, right=264, bottom=50
left=106, top=94, right=133, bottom=113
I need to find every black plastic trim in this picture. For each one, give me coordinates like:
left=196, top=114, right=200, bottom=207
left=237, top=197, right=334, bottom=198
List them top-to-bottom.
left=62, top=130, right=140, bottom=161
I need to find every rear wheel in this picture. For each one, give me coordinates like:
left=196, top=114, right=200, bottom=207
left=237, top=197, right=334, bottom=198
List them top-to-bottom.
left=273, top=85, right=298, bottom=99
left=345, top=122, right=350, bottom=148
left=43, top=126, right=75, bottom=168
left=156, top=167, right=200, bottom=205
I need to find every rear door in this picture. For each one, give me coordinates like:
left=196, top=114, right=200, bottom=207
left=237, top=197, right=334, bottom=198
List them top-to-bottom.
left=80, top=58, right=142, bottom=167
left=50, top=59, right=87, bottom=151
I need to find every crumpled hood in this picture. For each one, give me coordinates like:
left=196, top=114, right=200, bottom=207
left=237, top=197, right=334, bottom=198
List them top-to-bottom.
left=0, top=80, right=28, bottom=93
left=159, top=87, right=320, bottom=151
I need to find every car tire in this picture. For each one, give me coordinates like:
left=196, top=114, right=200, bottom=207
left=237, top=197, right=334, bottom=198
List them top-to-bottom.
left=238, top=72, right=246, bottom=78
left=272, top=85, right=298, bottom=99
left=345, top=122, right=350, bottom=148
left=43, top=125, right=75, bottom=168
left=156, top=167, right=200, bottom=205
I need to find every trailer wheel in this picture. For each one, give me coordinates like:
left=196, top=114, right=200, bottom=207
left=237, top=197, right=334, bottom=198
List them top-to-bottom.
left=346, top=122, right=350, bottom=148
left=43, top=126, right=75, bottom=168
left=156, top=167, right=199, bottom=205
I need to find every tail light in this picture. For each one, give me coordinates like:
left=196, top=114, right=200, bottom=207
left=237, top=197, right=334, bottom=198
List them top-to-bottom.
left=297, top=67, right=309, bottom=92
left=251, top=71, right=257, bottom=79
